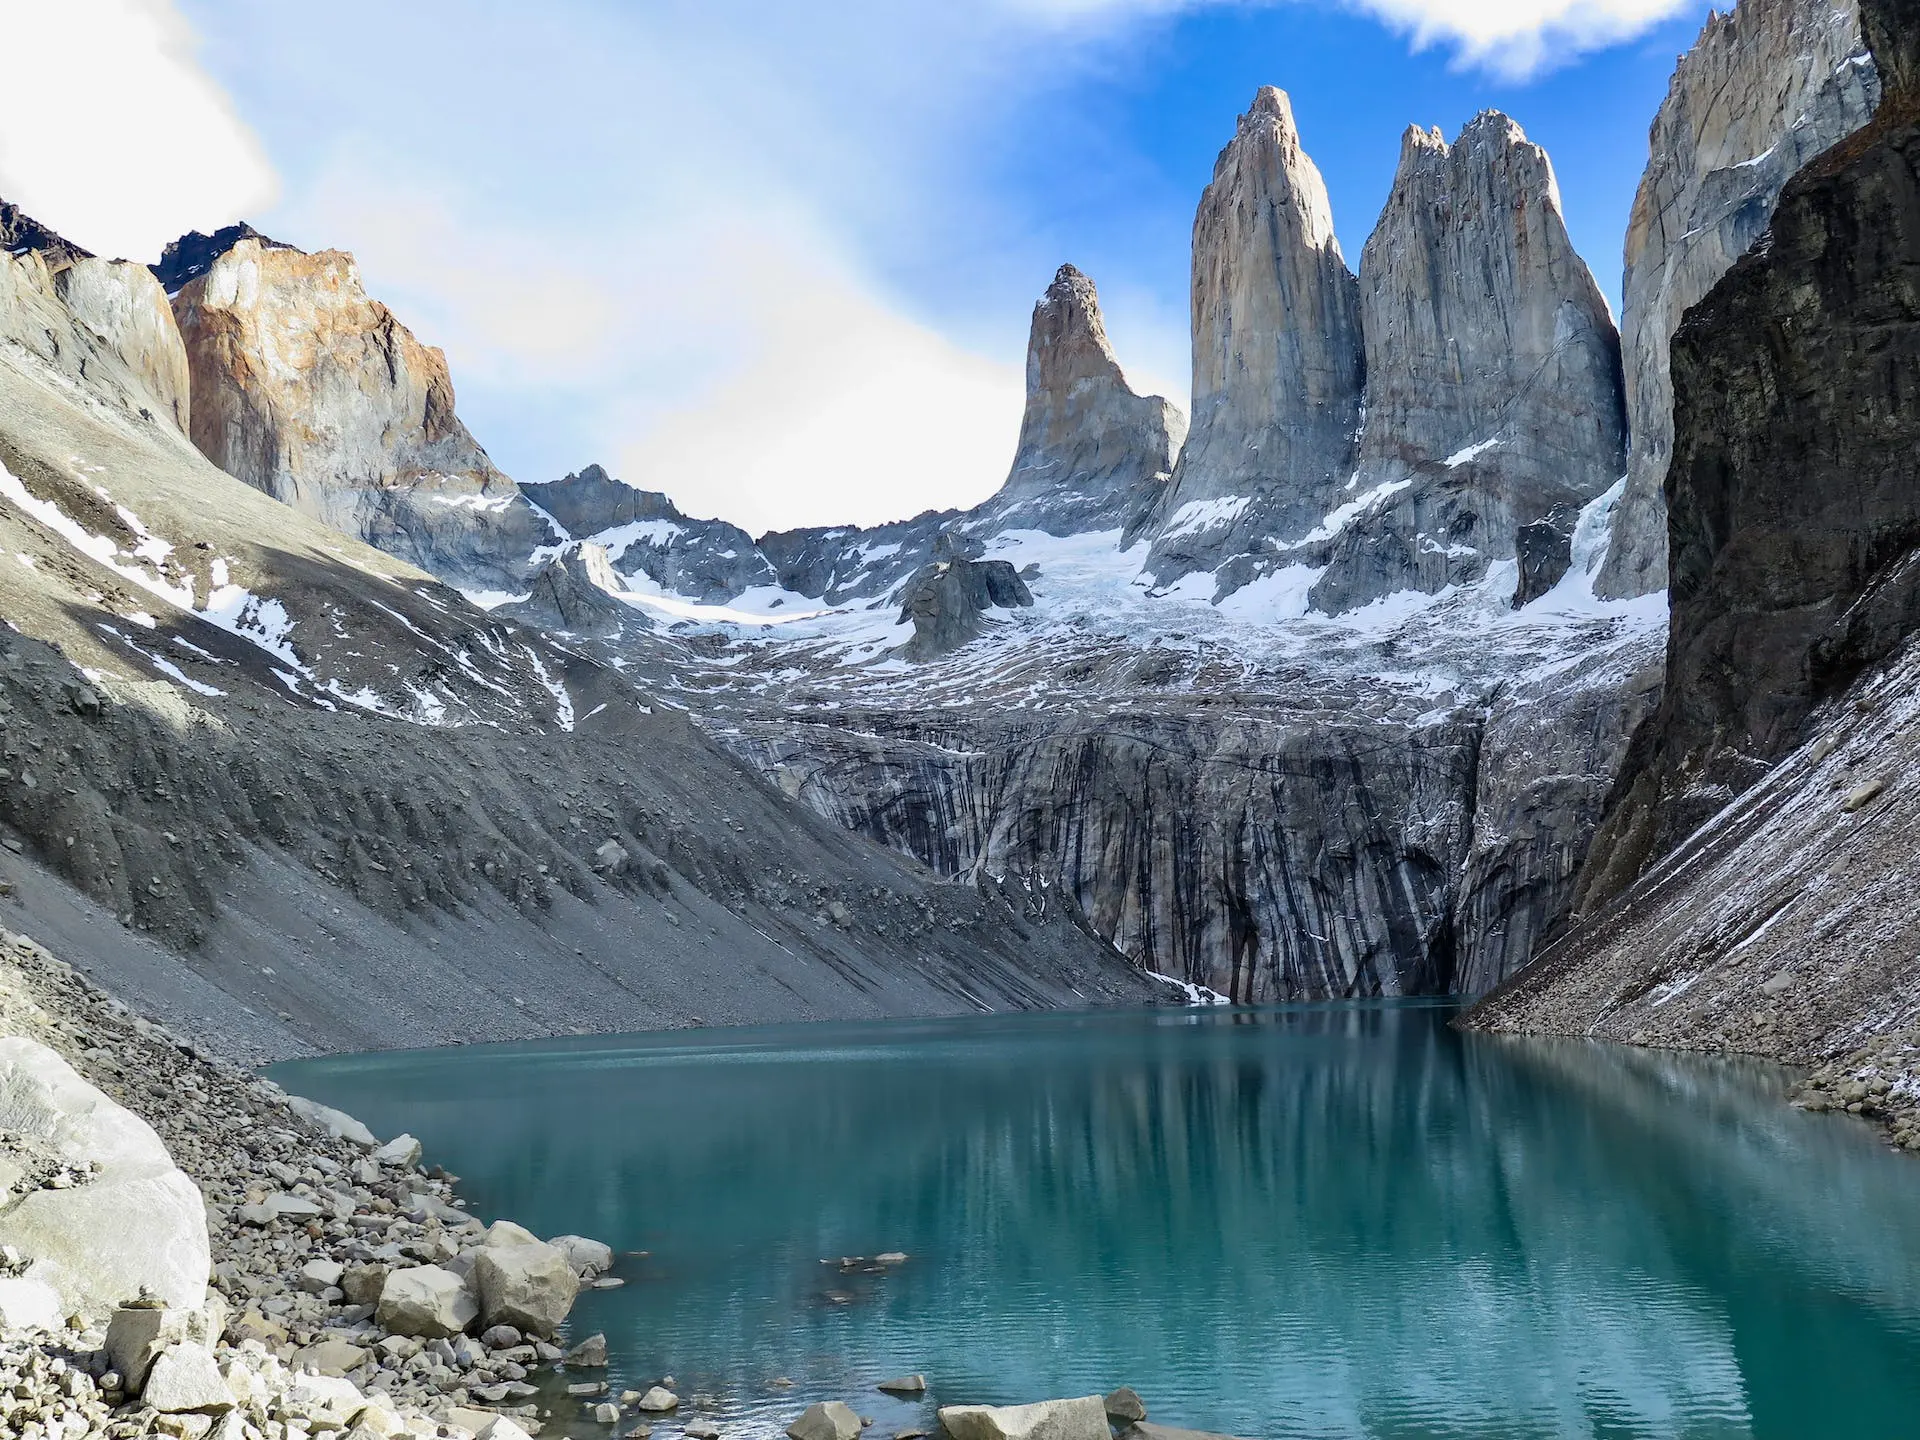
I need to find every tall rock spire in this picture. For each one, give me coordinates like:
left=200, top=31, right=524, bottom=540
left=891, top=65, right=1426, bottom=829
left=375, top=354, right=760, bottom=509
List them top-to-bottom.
left=1595, top=0, right=1880, bottom=599
left=1142, top=87, right=1364, bottom=590
left=1307, top=112, right=1627, bottom=613
left=984, top=263, right=1185, bottom=536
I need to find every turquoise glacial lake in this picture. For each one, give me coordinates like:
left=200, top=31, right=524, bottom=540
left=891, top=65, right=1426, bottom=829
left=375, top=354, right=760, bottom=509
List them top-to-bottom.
left=271, top=1004, right=1920, bottom=1439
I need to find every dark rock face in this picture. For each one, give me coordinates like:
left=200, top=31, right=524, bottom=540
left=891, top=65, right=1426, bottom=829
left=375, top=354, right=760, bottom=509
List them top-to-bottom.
left=1577, top=0, right=1920, bottom=910
left=1596, top=0, right=1880, bottom=600
left=0, top=199, right=91, bottom=267
left=151, top=223, right=295, bottom=293
left=988, top=264, right=1185, bottom=537
left=521, top=465, right=777, bottom=604
left=1512, top=508, right=1579, bottom=608
left=899, top=537, right=1034, bottom=660
left=500, top=544, right=647, bottom=638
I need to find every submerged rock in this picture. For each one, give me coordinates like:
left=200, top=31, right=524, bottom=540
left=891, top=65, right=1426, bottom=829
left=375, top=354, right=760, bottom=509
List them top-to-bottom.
left=939, top=1397, right=1111, bottom=1440
left=787, top=1400, right=864, bottom=1440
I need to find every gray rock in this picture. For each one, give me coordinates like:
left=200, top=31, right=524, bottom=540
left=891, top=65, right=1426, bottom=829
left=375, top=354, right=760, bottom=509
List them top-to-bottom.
left=1596, top=0, right=1880, bottom=599
left=1144, top=87, right=1364, bottom=585
left=1311, top=113, right=1625, bottom=616
left=172, top=238, right=557, bottom=593
left=982, top=265, right=1184, bottom=539
left=899, top=535, right=1034, bottom=660
left=500, top=544, right=647, bottom=639
left=0, top=1037, right=209, bottom=1318
left=286, top=1097, right=378, bottom=1148
left=371, top=1133, right=422, bottom=1169
left=472, top=1221, right=578, bottom=1336
left=551, top=1235, right=615, bottom=1276
left=297, top=1258, right=345, bottom=1294
left=341, top=1263, right=389, bottom=1307
left=374, top=1265, right=477, bottom=1339
left=564, top=1332, right=609, bottom=1368
left=292, top=1337, right=370, bottom=1378
left=141, top=1342, right=233, bottom=1414
left=875, top=1376, right=926, bottom=1396
left=636, top=1386, right=679, bottom=1412
left=1104, top=1388, right=1147, bottom=1424
left=938, top=1397, right=1110, bottom=1440
left=788, top=1402, right=863, bottom=1440
left=1117, top=1426, right=1250, bottom=1440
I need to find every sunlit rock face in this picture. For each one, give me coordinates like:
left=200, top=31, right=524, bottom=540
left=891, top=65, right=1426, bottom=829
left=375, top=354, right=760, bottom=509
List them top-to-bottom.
left=1595, top=0, right=1880, bottom=600
left=1142, top=87, right=1365, bottom=590
left=1309, top=113, right=1626, bottom=615
left=171, top=237, right=554, bottom=592
left=987, top=264, right=1185, bottom=539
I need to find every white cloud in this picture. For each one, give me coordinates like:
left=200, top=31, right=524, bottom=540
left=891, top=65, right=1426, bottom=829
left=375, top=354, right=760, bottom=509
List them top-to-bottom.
left=0, top=0, right=278, bottom=260
left=1004, top=0, right=1696, bottom=77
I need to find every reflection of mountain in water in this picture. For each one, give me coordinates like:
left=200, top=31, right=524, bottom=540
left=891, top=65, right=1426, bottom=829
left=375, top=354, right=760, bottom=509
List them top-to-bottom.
left=275, top=1008, right=1920, bottom=1438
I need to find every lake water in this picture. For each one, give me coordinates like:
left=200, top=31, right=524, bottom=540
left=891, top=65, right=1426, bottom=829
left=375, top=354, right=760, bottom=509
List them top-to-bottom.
left=270, top=1004, right=1920, bottom=1439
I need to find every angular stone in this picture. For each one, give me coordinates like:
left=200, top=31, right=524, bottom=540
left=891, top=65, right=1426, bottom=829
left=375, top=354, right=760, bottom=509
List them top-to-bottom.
left=286, top=1096, right=377, bottom=1148
left=371, top=1133, right=422, bottom=1169
left=472, top=1223, right=578, bottom=1336
left=551, top=1235, right=615, bottom=1276
left=298, top=1258, right=345, bottom=1294
left=341, top=1262, right=389, bottom=1307
left=375, top=1264, right=477, bottom=1339
left=565, top=1332, right=609, bottom=1368
left=293, top=1337, right=370, bottom=1378
left=142, top=1343, right=234, bottom=1414
left=876, top=1377, right=925, bottom=1397
left=636, top=1386, right=680, bottom=1412
left=1104, top=1388, right=1147, bottom=1424
left=938, top=1398, right=1110, bottom=1440
left=787, top=1401, right=863, bottom=1440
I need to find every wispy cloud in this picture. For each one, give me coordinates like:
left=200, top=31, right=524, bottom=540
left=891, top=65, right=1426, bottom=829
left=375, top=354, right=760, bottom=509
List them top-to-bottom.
left=0, top=0, right=277, bottom=260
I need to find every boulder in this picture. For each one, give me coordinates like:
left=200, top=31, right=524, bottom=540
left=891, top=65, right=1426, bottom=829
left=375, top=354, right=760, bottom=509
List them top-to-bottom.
left=0, top=1038, right=209, bottom=1319
left=285, top=1097, right=377, bottom=1149
left=371, top=1134, right=422, bottom=1169
left=473, top=1224, right=578, bottom=1336
left=552, top=1235, right=615, bottom=1276
left=298, top=1258, right=345, bottom=1294
left=341, top=1263, right=389, bottom=1307
left=374, top=1265, right=477, bottom=1339
left=565, top=1333, right=609, bottom=1368
left=293, top=1337, right=371, bottom=1378
left=141, top=1342, right=233, bottom=1414
left=283, top=1370, right=366, bottom=1426
left=876, top=1376, right=926, bottom=1396
left=636, top=1386, right=680, bottom=1412
left=1104, top=1388, right=1147, bottom=1424
left=937, top=1398, right=1110, bottom=1440
left=787, top=1401, right=863, bottom=1440
left=474, top=1418, right=536, bottom=1440
left=1117, top=1427, right=1249, bottom=1440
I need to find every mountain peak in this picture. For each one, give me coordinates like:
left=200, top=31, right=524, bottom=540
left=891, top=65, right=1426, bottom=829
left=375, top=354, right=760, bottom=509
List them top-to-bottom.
left=0, top=198, right=92, bottom=268
left=152, top=222, right=298, bottom=293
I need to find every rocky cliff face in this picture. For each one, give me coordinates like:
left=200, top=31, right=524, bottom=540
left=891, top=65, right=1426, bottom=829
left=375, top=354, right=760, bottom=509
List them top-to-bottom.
left=1473, top=0, right=1920, bottom=1066
left=1576, top=0, right=1920, bottom=909
left=1595, top=0, right=1880, bottom=600
left=1144, top=88, right=1365, bottom=590
left=1309, top=114, right=1626, bottom=614
left=171, top=238, right=554, bottom=593
left=988, top=265, right=1184, bottom=537
left=898, top=536, right=1035, bottom=660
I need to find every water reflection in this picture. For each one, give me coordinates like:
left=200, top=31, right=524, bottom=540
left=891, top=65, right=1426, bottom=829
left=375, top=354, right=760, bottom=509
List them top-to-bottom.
left=274, top=1005, right=1920, bottom=1439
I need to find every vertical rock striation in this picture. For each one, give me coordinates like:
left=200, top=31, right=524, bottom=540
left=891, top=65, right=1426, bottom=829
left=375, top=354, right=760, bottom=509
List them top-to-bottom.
left=1575, top=0, right=1920, bottom=910
left=1595, top=0, right=1879, bottom=600
left=1144, top=87, right=1364, bottom=591
left=1309, top=114, right=1626, bottom=614
left=172, top=237, right=554, bottom=593
left=985, top=264, right=1185, bottom=537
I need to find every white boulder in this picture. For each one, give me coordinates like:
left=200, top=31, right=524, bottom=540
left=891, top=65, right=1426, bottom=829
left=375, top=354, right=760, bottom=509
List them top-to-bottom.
left=0, top=1037, right=208, bottom=1318
left=286, top=1096, right=378, bottom=1148
left=371, top=1133, right=422, bottom=1169
left=473, top=1222, right=578, bottom=1336
left=551, top=1234, right=614, bottom=1276
left=375, top=1265, right=477, bottom=1338
left=142, top=1342, right=234, bottom=1414
left=939, top=1398, right=1112, bottom=1440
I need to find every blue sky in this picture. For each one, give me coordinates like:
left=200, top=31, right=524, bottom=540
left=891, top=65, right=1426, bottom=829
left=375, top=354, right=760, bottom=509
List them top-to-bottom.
left=0, top=0, right=1722, bottom=533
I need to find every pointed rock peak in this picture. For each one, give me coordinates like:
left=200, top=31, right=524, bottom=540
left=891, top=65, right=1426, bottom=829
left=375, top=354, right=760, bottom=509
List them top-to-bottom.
left=1247, top=85, right=1296, bottom=128
left=1398, top=125, right=1447, bottom=167
left=0, top=198, right=92, bottom=267
left=152, top=222, right=299, bottom=294
left=1029, top=263, right=1123, bottom=388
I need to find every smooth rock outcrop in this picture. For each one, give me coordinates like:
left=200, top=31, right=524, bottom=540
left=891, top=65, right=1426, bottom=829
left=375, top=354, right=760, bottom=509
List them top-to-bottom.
left=1576, top=0, right=1920, bottom=905
left=1596, top=0, right=1880, bottom=598
left=1145, top=87, right=1364, bottom=588
left=1310, top=114, right=1625, bottom=614
left=171, top=237, right=555, bottom=591
left=52, top=258, right=193, bottom=430
left=986, top=265, right=1185, bottom=537
left=0, top=1037, right=208, bottom=1319
left=285, top=1096, right=376, bottom=1148
left=471, top=1222, right=577, bottom=1336
left=374, top=1265, right=476, bottom=1339
left=939, top=1397, right=1111, bottom=1440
